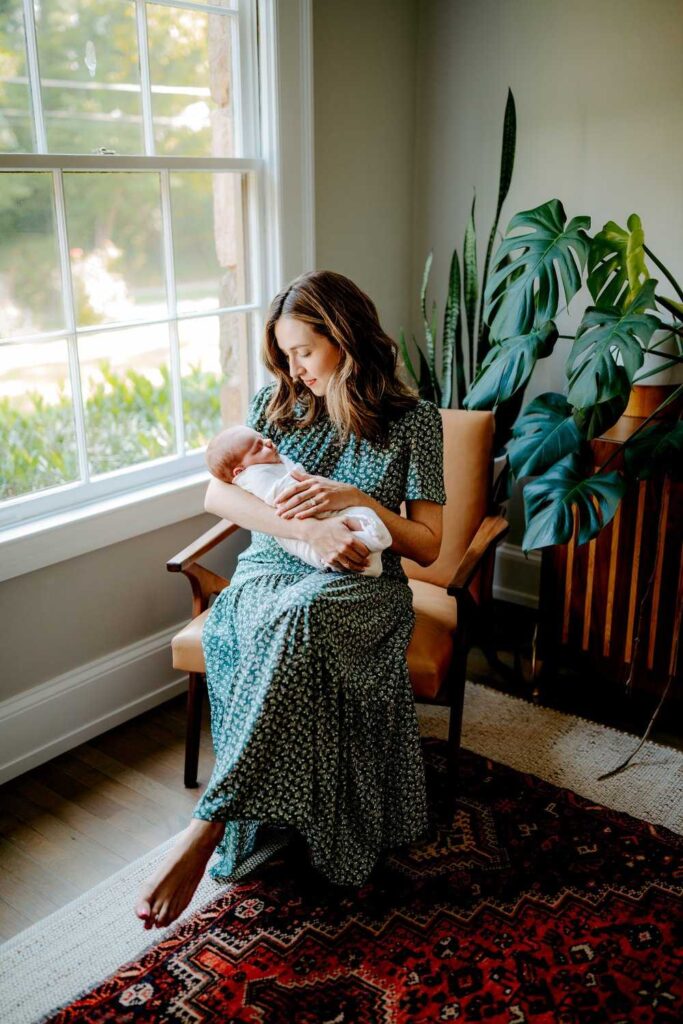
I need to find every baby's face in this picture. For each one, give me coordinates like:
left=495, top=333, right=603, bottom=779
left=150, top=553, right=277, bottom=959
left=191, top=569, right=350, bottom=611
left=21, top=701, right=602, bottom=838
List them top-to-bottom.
left=235, top=429, right=282, bottom=474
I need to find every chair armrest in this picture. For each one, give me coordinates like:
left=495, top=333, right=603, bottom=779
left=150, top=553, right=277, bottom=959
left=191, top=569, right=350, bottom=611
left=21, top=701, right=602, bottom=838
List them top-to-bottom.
left=447, top=514, right=510, bottom=597
left=167, top=518, right=244, bottom=618
left=167, top=519, right=243, bottom=573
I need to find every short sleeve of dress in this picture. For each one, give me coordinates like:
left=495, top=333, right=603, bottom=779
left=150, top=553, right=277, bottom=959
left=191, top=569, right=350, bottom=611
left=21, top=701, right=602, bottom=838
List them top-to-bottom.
left=245, top=382, right=277, bottom=437
left=405, top=399, right=447, bottom=504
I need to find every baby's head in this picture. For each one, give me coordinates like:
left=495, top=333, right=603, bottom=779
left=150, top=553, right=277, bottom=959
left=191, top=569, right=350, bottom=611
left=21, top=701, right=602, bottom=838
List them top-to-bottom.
left=205, top=426, right=281, bottom=483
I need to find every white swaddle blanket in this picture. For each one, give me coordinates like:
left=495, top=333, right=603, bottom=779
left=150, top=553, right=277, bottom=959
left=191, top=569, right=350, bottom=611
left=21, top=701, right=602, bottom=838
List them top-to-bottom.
left=234, top=452, right=392, bottom=577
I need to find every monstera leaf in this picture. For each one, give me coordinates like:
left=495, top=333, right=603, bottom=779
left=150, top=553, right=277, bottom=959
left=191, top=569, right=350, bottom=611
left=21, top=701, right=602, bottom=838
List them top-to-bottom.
left=484, top=199, right=591, bottom=339
left=587, top=213, right=650, bottom=311
left=566, top=279, right=660, bottom=408
left=463, top=321, right=558, bottom=409
left=506, top=392, right=583, bottom=480
left=573, top=392, right=631, bottom=441
left=623, top=420, right=683, bottom=480
left=522, top=452, right=626, bottom=552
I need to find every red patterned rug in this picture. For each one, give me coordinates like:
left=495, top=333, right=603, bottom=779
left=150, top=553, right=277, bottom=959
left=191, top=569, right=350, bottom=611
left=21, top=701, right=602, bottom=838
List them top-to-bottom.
left=43, top=737, right=682, bottom=1023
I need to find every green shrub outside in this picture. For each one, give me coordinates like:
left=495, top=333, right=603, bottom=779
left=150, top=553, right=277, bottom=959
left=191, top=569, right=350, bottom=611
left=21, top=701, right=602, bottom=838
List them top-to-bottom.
left=1, top=360, right=222, bottom=500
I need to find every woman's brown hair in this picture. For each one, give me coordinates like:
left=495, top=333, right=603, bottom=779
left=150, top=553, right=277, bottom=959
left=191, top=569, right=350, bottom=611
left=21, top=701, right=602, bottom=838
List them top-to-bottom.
left=260, top=270, right=420, bottom=445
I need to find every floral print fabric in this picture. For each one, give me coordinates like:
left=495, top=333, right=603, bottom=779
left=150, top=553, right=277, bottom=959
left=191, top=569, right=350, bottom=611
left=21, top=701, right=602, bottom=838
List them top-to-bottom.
left=193, top=382, right=446, bottom=886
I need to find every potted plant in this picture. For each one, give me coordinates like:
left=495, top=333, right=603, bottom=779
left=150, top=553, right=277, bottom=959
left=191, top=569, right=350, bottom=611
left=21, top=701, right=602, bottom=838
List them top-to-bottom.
left=460, top=205, right=682, bottom=552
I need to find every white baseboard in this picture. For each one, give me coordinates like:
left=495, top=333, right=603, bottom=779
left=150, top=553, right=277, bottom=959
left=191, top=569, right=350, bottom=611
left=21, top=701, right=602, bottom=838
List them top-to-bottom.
left=492, top=541, right=540, bottom=608
left=0, top=544, right=538, bottom=787
left=0, top=623, right=189, bottom=785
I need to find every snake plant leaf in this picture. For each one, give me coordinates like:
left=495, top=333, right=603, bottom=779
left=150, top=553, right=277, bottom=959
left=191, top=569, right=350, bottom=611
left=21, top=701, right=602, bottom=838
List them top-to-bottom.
left=478, top=88, right=517, bottom=354
left=464, top=194, right=478, bottom=375
left=484, top=200, right=591, bottom=339
left=587, top=214, right=650, bottom=311
left=442, top=247, right=462, bottom=409
left=420, top=251, right=438, bottom=394
left=565, top=279, right=660, bottom=408
left=463, top=321, right=558, bottom=410
left=398, top=327, right=419, bottom=387
left=415, top=332, right=439, bottom=403
left=506, top=392, right=583, bottom=479
left=573, top=392, right=630, bottom=440
left=623, top=420, right=683, bottom=480
left=522, top=451, right=626, bottom=552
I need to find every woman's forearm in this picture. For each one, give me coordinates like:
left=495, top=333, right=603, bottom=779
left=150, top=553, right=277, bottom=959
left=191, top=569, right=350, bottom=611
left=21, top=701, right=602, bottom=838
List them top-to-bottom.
left=204, top=477, right=309, bottom=541
left=352, top=490, right=437, bottom=566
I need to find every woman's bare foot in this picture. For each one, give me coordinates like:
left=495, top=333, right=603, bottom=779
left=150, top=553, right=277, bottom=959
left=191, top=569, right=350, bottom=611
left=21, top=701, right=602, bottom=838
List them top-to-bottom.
left=135, top=819, right=225, bottom=930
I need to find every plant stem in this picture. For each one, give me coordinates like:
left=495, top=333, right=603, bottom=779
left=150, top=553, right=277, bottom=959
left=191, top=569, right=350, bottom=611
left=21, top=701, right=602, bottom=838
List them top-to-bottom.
left=645, top=244, right=683, bottom=300
left=641, top=347, right=683, bottom=364
left=634, top=357, right=683, bottom=383
left=596, top=384, right=683, bottom=474
left=597, top=675, right=674, bottom=780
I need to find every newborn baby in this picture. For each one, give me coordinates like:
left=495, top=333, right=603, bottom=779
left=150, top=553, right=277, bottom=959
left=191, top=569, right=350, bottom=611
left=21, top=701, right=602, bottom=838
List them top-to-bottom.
left=205, top=425, right=392, bottom=577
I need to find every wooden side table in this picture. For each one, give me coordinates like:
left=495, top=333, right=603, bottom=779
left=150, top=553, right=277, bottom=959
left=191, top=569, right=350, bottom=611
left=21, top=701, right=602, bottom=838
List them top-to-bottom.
left=532, top=388, right=682, bottom=706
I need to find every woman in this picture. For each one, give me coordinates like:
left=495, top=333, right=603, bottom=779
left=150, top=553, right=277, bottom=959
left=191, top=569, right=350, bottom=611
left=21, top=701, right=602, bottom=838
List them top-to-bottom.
left=135, top=270, right=446, bottom=929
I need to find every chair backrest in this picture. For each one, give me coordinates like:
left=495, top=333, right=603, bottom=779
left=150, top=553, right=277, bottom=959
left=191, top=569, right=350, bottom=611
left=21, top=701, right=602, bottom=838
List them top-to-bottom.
left=401, top=408, right=494, bottom=599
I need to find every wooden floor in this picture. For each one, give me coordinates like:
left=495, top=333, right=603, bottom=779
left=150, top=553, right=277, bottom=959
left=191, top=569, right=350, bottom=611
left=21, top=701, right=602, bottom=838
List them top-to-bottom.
left=1, top=597, right=679, bottom=942
left=0, top=694, right=214, bottom=942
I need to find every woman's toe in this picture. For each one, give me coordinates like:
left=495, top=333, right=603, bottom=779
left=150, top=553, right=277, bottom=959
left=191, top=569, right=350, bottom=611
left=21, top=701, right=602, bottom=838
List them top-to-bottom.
left=135, top=897, right=152, bottom=922
left=155, top=901, right=170, bottom=928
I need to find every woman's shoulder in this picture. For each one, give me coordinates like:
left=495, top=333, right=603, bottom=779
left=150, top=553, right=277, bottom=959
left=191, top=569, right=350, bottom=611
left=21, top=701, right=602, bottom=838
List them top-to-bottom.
left=246, top=381, right=277, bottom=431
left=398, top=396, right=442, bottom=430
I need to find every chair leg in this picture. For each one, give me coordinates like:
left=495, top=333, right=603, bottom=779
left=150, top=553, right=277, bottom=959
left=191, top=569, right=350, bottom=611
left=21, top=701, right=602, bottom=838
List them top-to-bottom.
left=445, top=654, right=467, bottom=817
left=184, top=672, right=205, bottom=788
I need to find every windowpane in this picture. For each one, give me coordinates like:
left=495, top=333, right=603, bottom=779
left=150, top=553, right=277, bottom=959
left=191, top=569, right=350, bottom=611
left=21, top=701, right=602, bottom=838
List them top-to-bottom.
left=35, top=0, right=143, bottom=156
left=146, top=1, right=238, bottom=158
left=0, top=2, right=35, bottom=153
left=170, top=170, right=247, bottom=314
left=0, top=171, right=65, bottom=337
left=64, top=171, right=167, bottom=327
left=179, top=311, right=247, bottom=451
left=78, top=322, right=175, bottom=476
left=0, top=338, right=79, bottom=499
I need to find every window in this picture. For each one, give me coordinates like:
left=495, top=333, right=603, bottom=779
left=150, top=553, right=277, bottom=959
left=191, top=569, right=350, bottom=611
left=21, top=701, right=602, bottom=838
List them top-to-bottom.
left=0, top=0, right=274, bottom=532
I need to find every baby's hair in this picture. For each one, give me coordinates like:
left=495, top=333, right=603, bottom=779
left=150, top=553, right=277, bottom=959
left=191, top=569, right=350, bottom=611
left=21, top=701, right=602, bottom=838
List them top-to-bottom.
left=205, top=426, right=254, bottom=482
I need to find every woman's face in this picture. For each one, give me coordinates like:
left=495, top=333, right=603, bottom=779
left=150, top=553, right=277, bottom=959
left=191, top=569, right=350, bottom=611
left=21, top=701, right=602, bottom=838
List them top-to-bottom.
left=274, top=316, right=340, bottom=397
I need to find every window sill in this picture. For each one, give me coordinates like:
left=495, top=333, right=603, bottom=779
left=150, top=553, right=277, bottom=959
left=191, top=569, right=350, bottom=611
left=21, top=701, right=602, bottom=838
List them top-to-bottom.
left=0, top=471, right=213, bottom=584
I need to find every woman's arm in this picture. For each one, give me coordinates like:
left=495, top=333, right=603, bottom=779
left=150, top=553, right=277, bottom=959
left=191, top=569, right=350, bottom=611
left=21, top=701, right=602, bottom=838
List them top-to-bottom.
left=273, top=473, right=442, bottom=567
left=204, top=477, right=309, bottom=542
left=205, top=477, right=372, bottom=571
left=353, top=492, right=443, bottom=567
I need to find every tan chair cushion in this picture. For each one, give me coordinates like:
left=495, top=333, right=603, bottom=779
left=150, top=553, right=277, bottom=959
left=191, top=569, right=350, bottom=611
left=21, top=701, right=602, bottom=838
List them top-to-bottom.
left=401, top=408, right=494, bottom=604
left=406, top=577, right=458, bottom=700
left=171, top=580, right=458, bottom=703
left=171, top=609, right=210, bottom=673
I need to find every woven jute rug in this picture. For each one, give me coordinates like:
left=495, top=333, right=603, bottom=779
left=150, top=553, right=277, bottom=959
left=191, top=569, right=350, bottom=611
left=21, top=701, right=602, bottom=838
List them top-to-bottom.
left=1, top=681, right=681, bottom=1024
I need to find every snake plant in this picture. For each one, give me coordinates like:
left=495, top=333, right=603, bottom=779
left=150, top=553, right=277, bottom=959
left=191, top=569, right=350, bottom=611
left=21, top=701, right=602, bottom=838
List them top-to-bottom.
left=399, top=88, right=517, bottom=412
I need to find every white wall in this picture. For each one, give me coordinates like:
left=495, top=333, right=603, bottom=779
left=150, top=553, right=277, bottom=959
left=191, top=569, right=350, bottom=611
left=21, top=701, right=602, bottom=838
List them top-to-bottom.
left=313, top=0, right=419, bottom=339
left=412, top=0, right=683, bottom=544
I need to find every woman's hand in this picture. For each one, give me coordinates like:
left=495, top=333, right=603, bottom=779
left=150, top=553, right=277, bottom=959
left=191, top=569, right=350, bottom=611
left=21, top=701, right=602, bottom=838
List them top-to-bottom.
left=274, top=469, right=361, bottom=519
left=304, top=517, right=372, bottom=572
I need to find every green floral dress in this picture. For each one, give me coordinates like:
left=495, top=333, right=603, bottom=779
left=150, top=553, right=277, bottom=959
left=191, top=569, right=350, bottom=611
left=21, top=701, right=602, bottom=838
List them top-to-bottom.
left=193, top=381, right=447, bottom=887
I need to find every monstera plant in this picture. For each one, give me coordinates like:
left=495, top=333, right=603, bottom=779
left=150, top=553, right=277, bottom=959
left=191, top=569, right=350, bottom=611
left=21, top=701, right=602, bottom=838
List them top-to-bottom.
left=402, top=191, right=683, bottom=554
left=463, top=203, right=683, bottom=553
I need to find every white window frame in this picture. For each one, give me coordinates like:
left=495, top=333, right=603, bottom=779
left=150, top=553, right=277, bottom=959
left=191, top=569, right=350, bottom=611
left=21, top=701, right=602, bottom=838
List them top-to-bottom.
left=0, top=0, right=315, bottom=583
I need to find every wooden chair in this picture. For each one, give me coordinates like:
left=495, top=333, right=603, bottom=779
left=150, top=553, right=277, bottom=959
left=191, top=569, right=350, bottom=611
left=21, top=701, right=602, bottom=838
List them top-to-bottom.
left=167, top=409, right=509, bottom=812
